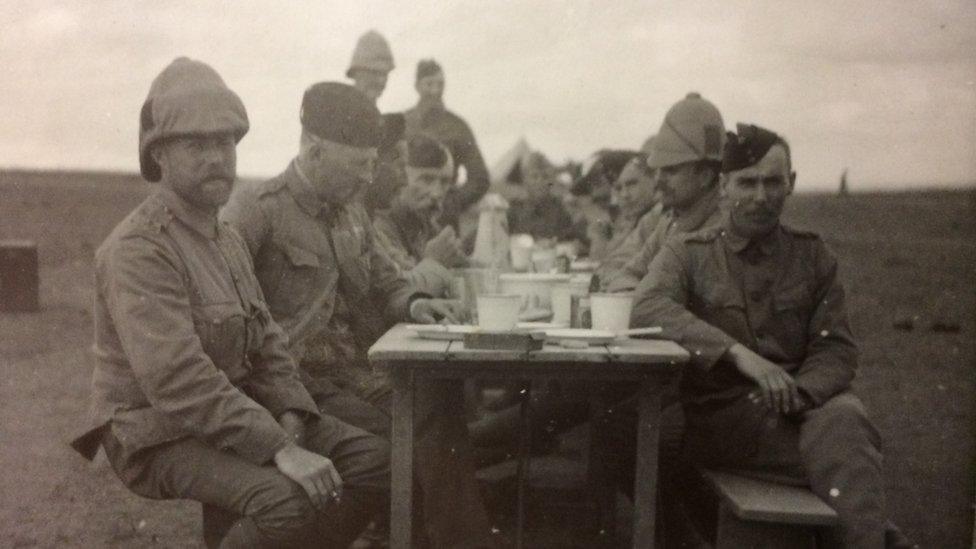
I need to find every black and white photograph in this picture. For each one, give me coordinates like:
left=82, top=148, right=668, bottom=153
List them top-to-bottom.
left=0, top=2, right=973, bottom=547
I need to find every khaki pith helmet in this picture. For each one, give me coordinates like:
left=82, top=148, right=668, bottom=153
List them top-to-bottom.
left=346, top=30, right=395, bottom=77
left=138, top=57, right=248, bottom=182
left=646, top=92, right=725, bottom=170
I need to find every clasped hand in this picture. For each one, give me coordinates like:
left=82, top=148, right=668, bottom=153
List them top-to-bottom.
left=727, top=343, right=809, bottom=415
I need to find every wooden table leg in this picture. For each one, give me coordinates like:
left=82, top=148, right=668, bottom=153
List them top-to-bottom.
left=390, top=369, right=415, bottom=549
left=632, top=375, right=664, bottom=549
left=515, top=381, right=532, bottom=549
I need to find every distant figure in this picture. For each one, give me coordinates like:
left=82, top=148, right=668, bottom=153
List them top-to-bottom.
left=347, top=30, right=395, bottom=104
left=404, top=59, right=490, bottom=230
left=839, top=167, right=850, bottom=196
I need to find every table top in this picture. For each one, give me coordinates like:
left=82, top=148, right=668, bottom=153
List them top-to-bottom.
left=368, top=323, right=689, bottom=369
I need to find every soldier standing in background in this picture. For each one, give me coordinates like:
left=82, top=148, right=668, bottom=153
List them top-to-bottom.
left=347, top=30, right=395, bottom=105
left=404, top=59, right=490, bottom=230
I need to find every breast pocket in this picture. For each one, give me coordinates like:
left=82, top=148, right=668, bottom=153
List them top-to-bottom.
left=273, top=242, right=322, bottom=314
left=772, top=282, right=811, bottom=352
left=697, top=283, right=748, bottom=332
left=190, top=301, right=247, bottom=378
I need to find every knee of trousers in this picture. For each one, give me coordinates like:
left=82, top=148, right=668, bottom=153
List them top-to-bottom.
left=800, top=393, right=882, bottom=455
left=246, top=477, right=319, bottom=544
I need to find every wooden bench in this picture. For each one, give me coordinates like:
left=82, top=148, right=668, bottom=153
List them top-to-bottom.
left=702, top=470, right=838, bottom=549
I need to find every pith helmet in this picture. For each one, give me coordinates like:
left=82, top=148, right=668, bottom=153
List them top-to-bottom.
left=346, top=30, right=395, bottom=77
left=138, top=57, right=249, bottom=182
left=646, top=92, right=725, bottom=170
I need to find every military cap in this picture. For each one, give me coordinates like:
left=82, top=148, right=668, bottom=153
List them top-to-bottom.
left=300, top=82, right=382, bottom=148
left=722, top=123, right=790, bottom=173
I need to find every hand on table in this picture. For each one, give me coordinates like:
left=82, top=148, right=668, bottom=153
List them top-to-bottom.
left=423, top=226, right=467, bottom=268
left=410, top=298, right=466, bottom=324
left=726, top=343, right=802, bottom=415
left=274, top=443, right=343, bottom=510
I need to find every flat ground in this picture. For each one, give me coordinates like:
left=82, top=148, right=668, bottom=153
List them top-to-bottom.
left=1, top=170, right=973, bottom=548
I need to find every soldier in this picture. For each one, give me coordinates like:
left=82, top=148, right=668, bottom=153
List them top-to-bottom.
left=347, top=30, right=395, bottom=104
left=70, top=58, right=389, bottom=548
left=404, top=59, right=490, bottom=230
left=222, top=82, right=497, bottom=549
left=602, top=92, right=726, bottom=292
left=632, top=123, right=911, bottom=548
left=373, top=133, right=467, bottom=297
left=506, top=151, right=582, bottom=242
left=593, top=152, right=664, bottom=281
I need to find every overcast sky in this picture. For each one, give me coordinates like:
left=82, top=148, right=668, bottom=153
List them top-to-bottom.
left=1, top=1, right=974, bottom=191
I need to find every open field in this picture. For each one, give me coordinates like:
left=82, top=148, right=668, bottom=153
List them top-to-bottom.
left=1, top=169, right=974, bottom=547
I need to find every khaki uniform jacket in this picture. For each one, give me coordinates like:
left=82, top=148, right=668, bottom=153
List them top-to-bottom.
left=221, top=162, right=417, bottom=366
left=73, top=187, right=318, bottom=465
left=603, top=187, right=723, bottom=292
left=594, top=203, right=664, bottom=283
left=372, top=205, right=453, bottom=297
left=631, top=221, right=858, bottom=411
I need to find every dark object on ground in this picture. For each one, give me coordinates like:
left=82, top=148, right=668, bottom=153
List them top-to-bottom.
left=0, top=240, right=39, bottom=312
left=892, top=317, right=916, bottom=331
left=930, top=320, right=961, bottom=333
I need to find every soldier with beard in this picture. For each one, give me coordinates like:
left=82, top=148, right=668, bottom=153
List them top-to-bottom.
left=71, top=58, right=390, bottom=548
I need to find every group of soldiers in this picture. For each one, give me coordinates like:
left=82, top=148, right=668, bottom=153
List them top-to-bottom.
left=70, top=29, right=913, bottom=549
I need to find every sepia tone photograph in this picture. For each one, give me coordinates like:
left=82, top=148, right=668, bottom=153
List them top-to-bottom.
left=0, top=1, right=973, bottom=547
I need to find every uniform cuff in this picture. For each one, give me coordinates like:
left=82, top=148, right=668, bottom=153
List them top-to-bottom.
left=234, top=419, right=292, bottom=465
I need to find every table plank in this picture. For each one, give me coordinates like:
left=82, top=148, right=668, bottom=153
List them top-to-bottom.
left=369, top=324, right=451, bottom=362
left=608, top=337, right=689, bottom=363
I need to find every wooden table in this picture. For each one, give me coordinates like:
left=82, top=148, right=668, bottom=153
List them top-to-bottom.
left=368, top=324, right=689, bottom=549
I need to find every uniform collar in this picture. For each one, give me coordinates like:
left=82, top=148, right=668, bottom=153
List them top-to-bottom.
left=289, top=160, right=336, bottom=220
left=672, top=184, right=722, bottom=233
left=155, top=186, right=219, bottom=239
left=723, top=219, right=782, bottom=257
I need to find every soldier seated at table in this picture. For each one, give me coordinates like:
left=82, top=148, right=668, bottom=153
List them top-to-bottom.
left=70, top=57, right=390, bottom=548
left=222, top=82, right=498, bottom=549
left=631, top=123, right=912, bottom=548
left=372, top=133, right=468, bottom=297
left=507, top=151, right=585, bottom=243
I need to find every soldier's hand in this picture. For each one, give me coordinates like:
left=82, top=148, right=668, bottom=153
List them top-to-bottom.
left=397, top=183, right=437, bottom=213
left=423, top=226, right=467, bottom=268
left=410, top=298, right=465, bottom=324
left=727, top=343, right=801, bottom=415
left=274, top=443, right=343, bottom=510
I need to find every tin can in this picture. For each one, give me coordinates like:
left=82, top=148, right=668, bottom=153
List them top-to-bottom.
left=570, top=294, right=591, bottom=329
